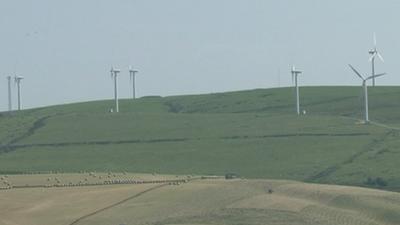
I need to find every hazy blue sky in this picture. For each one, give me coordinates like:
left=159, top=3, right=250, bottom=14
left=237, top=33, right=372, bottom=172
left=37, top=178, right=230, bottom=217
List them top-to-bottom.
left=1, top=0, right=399, bottom=111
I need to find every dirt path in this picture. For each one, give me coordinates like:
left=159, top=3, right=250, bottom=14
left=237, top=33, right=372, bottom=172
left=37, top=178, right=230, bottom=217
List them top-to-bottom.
left=369, top=121, right=400, bottom=131
left=68, top=183, right=168, bottom=225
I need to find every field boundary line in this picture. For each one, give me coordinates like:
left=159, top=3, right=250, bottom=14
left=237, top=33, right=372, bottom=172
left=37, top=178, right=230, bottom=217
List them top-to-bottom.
left=1, top=132, right=370, bottom=153
left=68, top=183, right=168, bottom=225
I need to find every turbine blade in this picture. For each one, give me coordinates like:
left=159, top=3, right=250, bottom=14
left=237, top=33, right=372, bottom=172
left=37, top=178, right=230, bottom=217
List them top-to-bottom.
left=373, top=32, right=377, bottom=47
left=377, top=52, right=384, bottom=62
left=348, top=64, right=365, bottom=80
left=366, top=73, right=386, bottom=81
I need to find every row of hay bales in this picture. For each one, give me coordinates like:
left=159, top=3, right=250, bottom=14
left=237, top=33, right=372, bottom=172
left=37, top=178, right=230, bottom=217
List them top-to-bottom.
left=0, top=172, right=206, bottom=191
left=0, top=175, right=11, bottom=189
left=2, top=178, right=192, bottom=190
left=40, top=178, right=190, bottom=188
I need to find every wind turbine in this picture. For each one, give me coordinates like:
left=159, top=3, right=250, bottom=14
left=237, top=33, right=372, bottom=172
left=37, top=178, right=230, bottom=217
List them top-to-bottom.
left=368, top=33, right=384, bottom=86
left=348, top=64, right=386, bottom=123
left=291, top=65, right=302, bottom=115
left=129, top=66, right=138, bottom=99
left=110, top=67, right=120, bottom=113
left=7, top=76, right=12, bottom=111
left=14, top=76, right=24, bottom=111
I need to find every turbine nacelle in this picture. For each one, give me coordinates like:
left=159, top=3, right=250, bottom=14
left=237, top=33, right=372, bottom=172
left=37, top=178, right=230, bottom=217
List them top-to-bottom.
left=368, top=49, right=376, bottom=55
left=128, top=65, right=138, bottom=73
left=291, top=65, right=302, bottom=84
left=291, top=66, right=302, bottom=74
left=110, top=67, right=121, bottom=78
left=129, top=69, right=138, bottom=74
left=14, top=76, right=24, bottom=83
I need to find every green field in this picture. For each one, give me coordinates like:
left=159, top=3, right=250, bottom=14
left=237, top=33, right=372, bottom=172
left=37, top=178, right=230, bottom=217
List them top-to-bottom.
left=1, top=86, right=400, bottom=190
left=1, top=174, right=400, bottom=225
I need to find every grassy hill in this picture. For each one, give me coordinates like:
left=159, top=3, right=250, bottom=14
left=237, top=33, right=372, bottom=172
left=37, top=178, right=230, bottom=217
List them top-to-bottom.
left=1, top=86, right=400, bottom=190
left=1, top=175, right=400, bottom=225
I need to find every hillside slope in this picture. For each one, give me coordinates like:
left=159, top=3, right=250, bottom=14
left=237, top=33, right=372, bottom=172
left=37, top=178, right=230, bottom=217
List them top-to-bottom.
left=1, top=86, right=400, bottom=190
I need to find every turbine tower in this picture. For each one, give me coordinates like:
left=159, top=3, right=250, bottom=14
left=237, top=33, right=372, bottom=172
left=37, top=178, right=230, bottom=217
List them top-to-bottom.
left=368, top=33, right=384, bottom=87
left=349, top=64, right=386, bottom=123
left=129, top=66, right=138, bottom=99
left=291, top=66, right=302, bottom=115
left=110, top=67, right=121, bottom=113
left=7, top=76, right=12, bottom=111
left=14, top=76, right=24, bottom=111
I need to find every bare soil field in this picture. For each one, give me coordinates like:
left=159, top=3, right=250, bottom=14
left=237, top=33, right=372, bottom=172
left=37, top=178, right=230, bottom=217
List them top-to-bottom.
left=0, top=174, right=399, bottom=225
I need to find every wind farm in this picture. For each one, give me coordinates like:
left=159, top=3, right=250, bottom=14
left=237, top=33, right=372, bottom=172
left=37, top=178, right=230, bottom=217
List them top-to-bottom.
left=2, top=1, right=400, bottom=224
left=2, top=32, right=398, bottom=225
left=1, top=33, right=399, bottom=225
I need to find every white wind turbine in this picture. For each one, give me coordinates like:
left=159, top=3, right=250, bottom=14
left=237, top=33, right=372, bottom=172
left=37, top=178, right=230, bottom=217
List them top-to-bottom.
left=368, top=33, right=384, bottom=87
left=348, top=64, right=386, bottom=123
left=291, top=65, right=302, bottom=115
left=129, top=66, right=138, bottom=99
left=110, top=67, right=121, bottom=113
left=7, top=76, right=12, bottom=111
left=14, top=76, right=24, bottom=111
